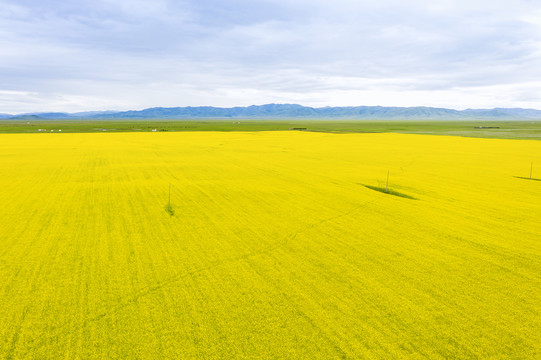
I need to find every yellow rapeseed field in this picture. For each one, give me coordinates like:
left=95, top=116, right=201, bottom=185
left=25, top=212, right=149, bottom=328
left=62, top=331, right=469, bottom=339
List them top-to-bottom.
left=0, top=131, right=540, bottom=359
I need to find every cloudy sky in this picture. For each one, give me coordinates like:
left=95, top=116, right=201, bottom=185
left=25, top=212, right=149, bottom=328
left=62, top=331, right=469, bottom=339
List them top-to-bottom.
left=1, top=0, right=541, bottom=113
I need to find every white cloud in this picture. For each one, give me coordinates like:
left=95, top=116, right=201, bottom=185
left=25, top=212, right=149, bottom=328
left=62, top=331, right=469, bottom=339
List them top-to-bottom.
left=0, top=0, right=540, bottom=113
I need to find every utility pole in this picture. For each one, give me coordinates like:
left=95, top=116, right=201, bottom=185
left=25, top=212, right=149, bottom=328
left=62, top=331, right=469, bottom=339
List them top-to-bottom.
left=531, top=162, right=533, bottom=180
left=386, top=170, right=389, bottom=193
left=168, top=184, right=171, bottom=213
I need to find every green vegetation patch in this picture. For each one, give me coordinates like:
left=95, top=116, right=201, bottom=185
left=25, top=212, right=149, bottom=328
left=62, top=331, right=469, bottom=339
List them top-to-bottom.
left=514, top=176, right=541, bottom=182
left=362, top=184, right=418, bottom=199
left=164, top=205, right=175, bottom=216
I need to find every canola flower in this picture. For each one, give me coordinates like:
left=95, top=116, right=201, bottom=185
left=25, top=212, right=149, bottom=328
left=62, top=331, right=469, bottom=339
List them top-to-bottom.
left=0, top=131, right=540, bottom=359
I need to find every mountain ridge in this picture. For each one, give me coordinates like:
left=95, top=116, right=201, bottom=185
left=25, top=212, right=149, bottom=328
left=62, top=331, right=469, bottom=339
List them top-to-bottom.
left=3, top=104, right=541, bottom=120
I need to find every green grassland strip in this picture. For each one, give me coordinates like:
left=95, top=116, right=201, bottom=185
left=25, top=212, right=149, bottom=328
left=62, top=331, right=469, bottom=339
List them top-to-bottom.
left=1, top=119, right=541, bottom=139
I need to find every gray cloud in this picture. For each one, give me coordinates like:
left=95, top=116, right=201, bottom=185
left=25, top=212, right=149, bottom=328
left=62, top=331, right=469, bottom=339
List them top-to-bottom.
left=1, top=0, right=541, bottom=112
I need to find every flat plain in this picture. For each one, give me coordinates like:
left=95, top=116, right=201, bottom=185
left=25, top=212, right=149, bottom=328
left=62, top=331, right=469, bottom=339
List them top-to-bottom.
left=2, top=119, right=541, bottom=140
left=0, top=131, right=540, bottom=359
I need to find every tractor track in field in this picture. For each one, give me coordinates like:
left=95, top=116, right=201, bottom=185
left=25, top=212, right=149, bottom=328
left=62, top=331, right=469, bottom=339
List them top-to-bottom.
left=21, top=196, right=381, bottom=355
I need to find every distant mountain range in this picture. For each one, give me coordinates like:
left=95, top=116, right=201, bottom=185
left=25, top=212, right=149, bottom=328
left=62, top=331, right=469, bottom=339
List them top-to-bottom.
left=2, top=104, right=541, bottom=120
